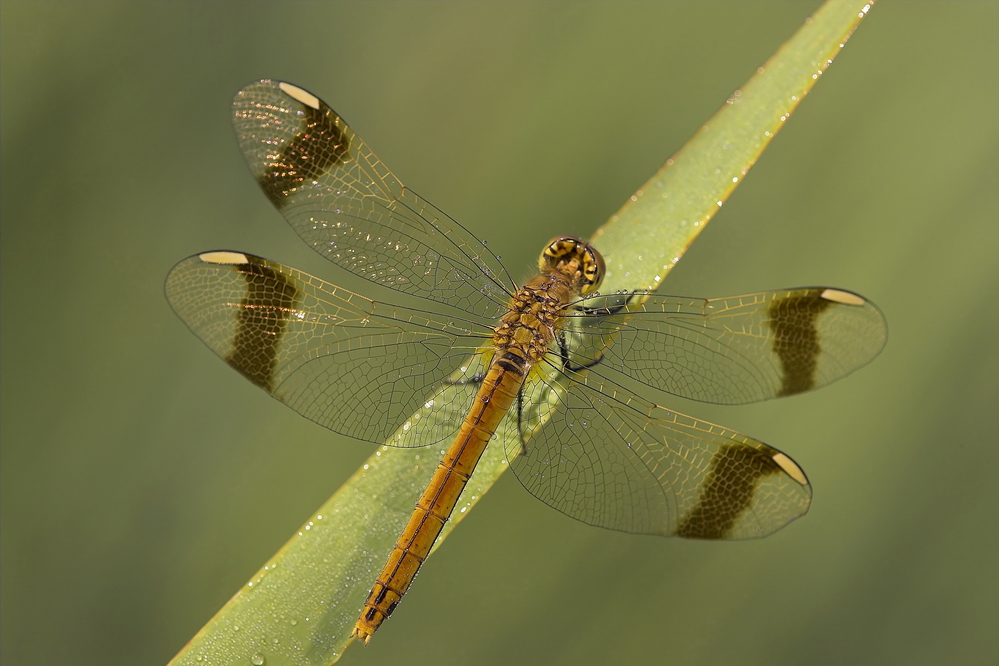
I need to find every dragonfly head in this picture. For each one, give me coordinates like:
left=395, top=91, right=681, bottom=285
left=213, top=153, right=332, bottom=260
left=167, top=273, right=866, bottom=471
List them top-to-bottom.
left=540, top=236, right=605, bottom=295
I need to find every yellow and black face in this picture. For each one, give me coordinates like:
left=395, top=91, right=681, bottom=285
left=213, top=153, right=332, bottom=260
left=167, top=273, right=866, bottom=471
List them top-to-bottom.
left=539, top=236, right=605, bottom=295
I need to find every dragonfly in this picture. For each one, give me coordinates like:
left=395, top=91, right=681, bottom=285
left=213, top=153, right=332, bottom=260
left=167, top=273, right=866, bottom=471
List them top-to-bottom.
left=165, top=80, right=887, bottom=644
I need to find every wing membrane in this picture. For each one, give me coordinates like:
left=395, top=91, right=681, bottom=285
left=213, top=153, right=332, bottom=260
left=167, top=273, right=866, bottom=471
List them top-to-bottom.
left=231, top=80, right=515, bottom=318
left=165, top=251, right=493, bottom=446
left=565, top=288, right=887, bottom=405
left=505, top=362, right=811, bottom=539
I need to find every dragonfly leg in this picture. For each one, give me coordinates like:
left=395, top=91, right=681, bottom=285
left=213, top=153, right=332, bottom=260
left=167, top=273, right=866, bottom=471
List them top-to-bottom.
left=557, top=331, right=605, bottom=373
left=513, top=389, right=530, bottom=456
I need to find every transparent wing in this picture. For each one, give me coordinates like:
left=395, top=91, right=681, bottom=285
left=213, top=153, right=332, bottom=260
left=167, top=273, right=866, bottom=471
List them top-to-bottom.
left=231, top=80, right=515, bottom=319
left=165, top=251, right=494, bottom=447
left=564, top=287, right=887, bottom=405
left=504, top=363, right=812, bottom=539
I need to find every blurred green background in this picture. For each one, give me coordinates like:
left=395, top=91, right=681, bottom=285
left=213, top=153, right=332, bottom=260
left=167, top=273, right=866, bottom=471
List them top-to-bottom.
left=3, top=2, right=997, bottom=665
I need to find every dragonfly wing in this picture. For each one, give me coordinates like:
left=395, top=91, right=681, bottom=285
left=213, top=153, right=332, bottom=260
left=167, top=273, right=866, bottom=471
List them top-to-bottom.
left=231, top=80, right=514, bottom=319
left=166, top=251, right=493, bottom=447
left=567, top=288, right=886, bottom=404
left=504, top=365, right=811, bottom=539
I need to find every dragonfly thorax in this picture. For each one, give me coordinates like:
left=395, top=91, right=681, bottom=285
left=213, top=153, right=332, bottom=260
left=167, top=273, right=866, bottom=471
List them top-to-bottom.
left=492, top=274, right=573, bottom=367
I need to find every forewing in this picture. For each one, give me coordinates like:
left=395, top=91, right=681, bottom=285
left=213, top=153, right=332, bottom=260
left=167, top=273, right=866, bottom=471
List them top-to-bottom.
left=231, top=80, right=514, bottom=318
left=165, top=251, right=493, bottom=447
left=566, top=288, right=887, bottom=405
left=505, top=365, right=812, bottom=538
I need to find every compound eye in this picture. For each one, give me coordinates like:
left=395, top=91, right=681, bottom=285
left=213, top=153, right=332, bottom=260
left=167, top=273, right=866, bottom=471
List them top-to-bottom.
left=538, top=236, right=581, bottom=272
left=579, top=245, right=606, bottom=294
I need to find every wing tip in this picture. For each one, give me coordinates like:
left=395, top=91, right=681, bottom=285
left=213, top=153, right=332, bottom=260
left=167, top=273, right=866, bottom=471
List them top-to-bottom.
left=278, top=81, right=321, bottom=110
left=198, top=251, right=251, bottom=266
left=819, top=288, right=866, bottom=307
left=770, top=451, right=809, bottom=486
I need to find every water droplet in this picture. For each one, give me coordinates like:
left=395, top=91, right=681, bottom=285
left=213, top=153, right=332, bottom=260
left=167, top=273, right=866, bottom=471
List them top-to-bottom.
left=251, top=654, right=266, bottom=665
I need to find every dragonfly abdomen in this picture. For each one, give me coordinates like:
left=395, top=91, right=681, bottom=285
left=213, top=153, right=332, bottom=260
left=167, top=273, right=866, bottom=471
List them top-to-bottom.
left=352, top=347, right=526, bottom=644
